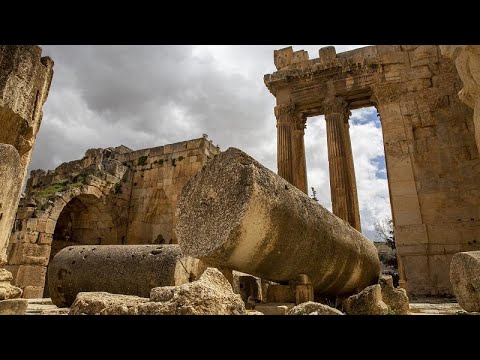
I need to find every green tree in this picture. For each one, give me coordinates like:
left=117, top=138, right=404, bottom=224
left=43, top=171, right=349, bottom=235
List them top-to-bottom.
left=374, top=217, right=397, bottom=269
left=374, top=217, right=395, bottom=250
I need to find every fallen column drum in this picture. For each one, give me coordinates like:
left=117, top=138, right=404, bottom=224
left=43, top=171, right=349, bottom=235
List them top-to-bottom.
left=176, top=148, right=380, bottom=296
left=48, top=244, right=205, bottom=307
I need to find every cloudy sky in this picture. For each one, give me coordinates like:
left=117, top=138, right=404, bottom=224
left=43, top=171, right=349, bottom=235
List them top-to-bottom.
left=31, top=45, right=392, bottom=240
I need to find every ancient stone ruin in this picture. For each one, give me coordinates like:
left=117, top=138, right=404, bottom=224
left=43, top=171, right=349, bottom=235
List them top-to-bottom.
left=2, top=44, right=480, bottom=315
left=264, top=45, right=480, bottom=297
left=5, top=138, right=219, bottom=298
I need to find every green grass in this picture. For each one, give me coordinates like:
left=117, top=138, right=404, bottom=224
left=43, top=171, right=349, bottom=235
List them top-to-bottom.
left=35, top=174, right=89, bottom=209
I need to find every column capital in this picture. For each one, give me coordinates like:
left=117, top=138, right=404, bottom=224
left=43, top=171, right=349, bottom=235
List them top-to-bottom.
left=323, top=96, right=350, bottom=119
left=274, top=103, right=296, bottom=121
left=274, top=103, right=306, bottom=130
left=294, top=113, right=307, bottom=131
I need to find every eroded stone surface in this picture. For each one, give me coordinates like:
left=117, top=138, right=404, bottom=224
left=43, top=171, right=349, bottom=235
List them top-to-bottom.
left=0, top=46, right=53, bottom=264
left=0, top=145, right=22, bottom=265
left=176, top=147, right=380, bottom=296
left=48, top=244, right=206, bottom=308
left=450, top=251, right=480, bottom=312
left=69, top=268, right=246, bottom=315
left=144, top=268, right=246, bottom=315
left=379, top=275, right=409, bottom=315
left=344, top=284, right=389, bottom=315
left=70, top=292, right=149, bottom=315
left=0, top=298, right=28, bottom=315
left=287, top=301, right=344, bottom=315
left=254, top=303, right=294, bottom=315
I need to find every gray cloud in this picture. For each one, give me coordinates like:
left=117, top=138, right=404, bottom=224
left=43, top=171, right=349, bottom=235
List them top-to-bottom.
left=30, top=45, right=390, bottom=239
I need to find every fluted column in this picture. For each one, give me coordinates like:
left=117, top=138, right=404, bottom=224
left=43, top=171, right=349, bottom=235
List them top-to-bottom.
left=324, top=97, right=361, bottom=230
left=275, top=104, right=308, bottom=193
left=275, top=104, right=295, bottom=184
left=292, top=113, right=308, bottom=194
left=344, top=120, right=361, bottom=231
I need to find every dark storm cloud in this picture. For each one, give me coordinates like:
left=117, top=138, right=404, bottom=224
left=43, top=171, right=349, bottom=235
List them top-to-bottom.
left=32, top=45, right=277, bottom=172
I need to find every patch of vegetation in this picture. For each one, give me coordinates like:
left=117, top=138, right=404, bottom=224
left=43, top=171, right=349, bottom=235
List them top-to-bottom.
left=137, top=156, right=148, bottom=166
left=178, top=156, right=184, bottom=162
left=172, top=158, right=177, bottom=167
left=34, top=172, right=91, bottom=210
left=36, top=180, right=69, bottom=199
left=114, top=182, right=122, bottom=194
left=311, top=187, right=319, bottom=202
left=387, top=308, right=396, bottom=315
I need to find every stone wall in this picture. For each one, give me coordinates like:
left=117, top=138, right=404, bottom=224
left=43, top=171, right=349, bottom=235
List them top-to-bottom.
left=0, top=45, right=53, bottom=265
left=265, top=45, right=480, bottom=296
left=6, top=137, right=219, bottom=297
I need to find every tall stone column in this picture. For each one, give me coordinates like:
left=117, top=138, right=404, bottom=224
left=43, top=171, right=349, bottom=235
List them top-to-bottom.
left=324, top=97, right=360, bottom=230
left=275, top=104, right=308, bottom=193
left=292, top=113, right=308, bottom=194
left=343, top=120, right=361, bottom=231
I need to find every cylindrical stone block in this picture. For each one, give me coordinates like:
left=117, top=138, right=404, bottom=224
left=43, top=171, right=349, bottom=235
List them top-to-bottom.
left=176, top=147, right=380, bottom=296
left=48, top=244, right=206, bottom=307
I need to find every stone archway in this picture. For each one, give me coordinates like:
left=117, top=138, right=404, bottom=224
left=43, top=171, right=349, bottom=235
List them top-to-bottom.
left=6, top=184, right=121, bottom=298
left=43, top=193, right=118, bottom=297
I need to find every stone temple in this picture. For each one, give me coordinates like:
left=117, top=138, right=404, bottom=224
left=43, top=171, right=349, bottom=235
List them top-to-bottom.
left=1, top=44, right=480, bottom=315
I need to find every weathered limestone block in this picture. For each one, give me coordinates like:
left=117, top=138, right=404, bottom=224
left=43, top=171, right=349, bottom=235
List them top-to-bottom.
left=319, top=46, right=336, bottom=62
left=0, top=144, right=22, bottom=264
left=176, top=147, right=380, bottom=296
left=48, top=244, right=206, bottom=307
left=450, top=251, right=480, bottom=312
left=0, top=268, right=22, bottom=300
left=70, top=268, right=246, bottom=315
left=144, top=268, right=246, bottom=315
left=232, top=271, right=262, bottom=308
left=379, top=275, right=409, bottom=315
left=0, top=283, right=22, bottom=300
left=267, top=284, right=295, bottom=303
left=344, top=284, right=389, bottom=315
left=70, top=292, right=149, bottom=315
left=0, top=298, right=28, bottom=315
left=287, top=301, right=344, bottom=315
left=254, top=303, right=294, bottom=315
left=246, top=310, right=264, bottom=315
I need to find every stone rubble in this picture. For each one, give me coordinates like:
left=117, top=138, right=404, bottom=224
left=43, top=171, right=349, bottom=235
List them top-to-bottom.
left=69, top=268, right=246, bottom=315
left=287, top=301, right=344, bottom=315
